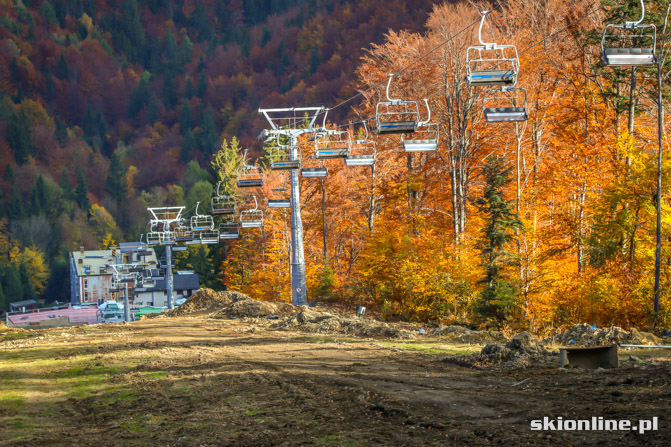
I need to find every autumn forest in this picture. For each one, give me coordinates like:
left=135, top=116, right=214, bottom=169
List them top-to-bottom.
left=0, top=0, right=669, bottom=333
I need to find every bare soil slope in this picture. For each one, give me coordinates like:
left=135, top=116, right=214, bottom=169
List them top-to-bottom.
left=1, top=298, right=669, bottom=446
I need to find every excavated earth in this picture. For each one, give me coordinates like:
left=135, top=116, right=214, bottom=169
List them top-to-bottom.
left=0, top=290, right=669, bottom=446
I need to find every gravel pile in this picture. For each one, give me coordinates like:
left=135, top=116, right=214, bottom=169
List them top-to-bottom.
left=549, top=324, right=661, bottom=347
left=444, top=332, right=554, bottom=369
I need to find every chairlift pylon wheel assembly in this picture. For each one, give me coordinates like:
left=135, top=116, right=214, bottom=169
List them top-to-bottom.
left=601, top=0, right=657, bottom=67
left=465, top=11, right=520, bottom=87
left=375, top=74, right=421, bottom=134
left=482, top=87, right=529, bottom=123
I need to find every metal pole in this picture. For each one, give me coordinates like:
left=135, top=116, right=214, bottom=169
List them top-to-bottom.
left=654, top=60, right=663, bottom=327
left=290, top=135, right=308, bottom=305
left=166, top=247, right=174, bottom=310
left=123, top=283, right=130, bottom=322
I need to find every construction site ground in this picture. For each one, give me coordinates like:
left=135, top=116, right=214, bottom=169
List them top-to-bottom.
left=1, top=300, right=670, bottom=446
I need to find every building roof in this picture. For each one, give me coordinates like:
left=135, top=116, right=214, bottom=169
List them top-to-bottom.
left=71, top=245, right=158, bottom=277
left=71, top=250, right=115, bottom=277
left=9, top=300, right=38, bottom=308
left=8, top=306, right=99, bottom=325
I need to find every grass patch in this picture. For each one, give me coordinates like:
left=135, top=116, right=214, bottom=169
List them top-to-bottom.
left=293, top=335, right=363, bottom=344
left=376, top=341, right=480, bottom=356
left=314, top=433, right=366, bottom=446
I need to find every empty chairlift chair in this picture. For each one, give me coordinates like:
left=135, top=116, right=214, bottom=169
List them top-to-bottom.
left=602, top=0, right=656, bottom=66
left=465, top=11, right=520, bottom=87
left=376, top=74, right=420, bottom=134
left=482, top=87, right=528, bottom=123
left=402, top=99, right=438, bottom=152
left=314, top=110, right=351, bottom=159
left=345, top=122, right=376, bottom=167
left=270, top=135, right=301, bottom=170
left=237, top=150, right=265, bottom=188
left=301, top=156, right=328, bottom=178
left=211, top=182, right=236, bottom=215
left=268, top=188, right=291, bottom=208
left=240, top=196, right=264, bottom=229
left=190, top=202, right=215, bottom=232
left=219, top=220, right=240, bottom=240
left=174, top=223, right=194, bottom=242
left=196, top=228, right=220, bottom=245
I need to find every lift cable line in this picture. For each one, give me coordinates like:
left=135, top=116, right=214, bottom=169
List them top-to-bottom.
left=246, top=2, right=613, bottom=310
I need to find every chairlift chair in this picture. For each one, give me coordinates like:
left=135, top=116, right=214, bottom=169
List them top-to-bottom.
left=601, top=0, right=656, bottom=66
left=465, top=11, right=520, bottom=87
left=376, top=74, right=421, bottom=134
left=482, top=87, right=528, bottom=122
left=402, top=102, right=439, bottom=152
left=313, top=109, right=351, bottom=159
left=345, top=122, right=376, bottom=167
left=314, top=131, right=351, bottom=159
left=270, top=135, right=301, bottom=170
left=237, top=149, right=265, bottom=187
left=301, top=157, right=328, bottom=178
left=211, top=183, right=236, bottom=215
left=268, top=187, right=291, bottom=208
left=240, top=196, right=264, bottom=228
left=190, top=202, right=215, bottom=232
left=219, top=221, right=240, bottom=240
left=174, top=227, right=194, bottom=242
left=199, top=229, right=220, bottom=245
left=146, top=231, right=162, bottom=245
left=159, top=231, right=176, bottom=245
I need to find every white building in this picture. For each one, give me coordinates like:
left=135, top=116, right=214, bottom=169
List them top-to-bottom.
left=69, top=244, right=158, bottom=306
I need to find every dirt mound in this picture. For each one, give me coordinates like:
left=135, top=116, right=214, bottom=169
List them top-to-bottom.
left=167, top=289, right=248, bottom=316
left=219, top=298, right=280, bottom=318
left=271, top=313, right=414, bottom=339
left=550, top=324, right=661, bottom=347
left=430, top=325, right=508, bottom=344
left=444, top=332, right=553, bottom=369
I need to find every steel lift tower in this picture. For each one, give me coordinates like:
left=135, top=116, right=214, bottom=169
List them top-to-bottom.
left=258, top=107, right=325, bottom=306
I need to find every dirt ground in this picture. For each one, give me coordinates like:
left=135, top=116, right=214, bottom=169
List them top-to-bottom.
left=1, top=312, right=670, bottom=446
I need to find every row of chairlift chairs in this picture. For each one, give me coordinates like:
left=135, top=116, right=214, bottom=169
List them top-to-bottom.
left=378, top=0, right=657, bottom=131
left=177, top=1, right=658, bottom=245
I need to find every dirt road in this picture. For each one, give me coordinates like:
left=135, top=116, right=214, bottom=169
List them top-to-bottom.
left=1, top=314, right=669, bottom=446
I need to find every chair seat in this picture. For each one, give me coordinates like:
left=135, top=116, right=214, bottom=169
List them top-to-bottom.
left=604, top=47, right=653, bottom=55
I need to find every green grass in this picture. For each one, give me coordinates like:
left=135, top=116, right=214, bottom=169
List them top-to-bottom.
left=293, top=335, right=364, bottom=344
left=375, top=340, right=480, bottom=355
left=0, top=343, right=171, bottom=442
left=314, top=433, right=366, bottom=446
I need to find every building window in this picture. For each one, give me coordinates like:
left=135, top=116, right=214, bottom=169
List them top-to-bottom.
left=83, top=279, right=88, bottom=288
left=84, top=291, right=89, bottom=301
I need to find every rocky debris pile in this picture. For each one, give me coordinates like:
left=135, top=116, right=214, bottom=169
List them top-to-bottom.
left=165, top=289, right=249, bottom=316
left=216, top=297, right=295, bottom=318
left=270, top=308, right=414, bottom=339
left=549, top=324, right=661, bottom=347
left=430, top=325, right=508, bottom=344
left=444, top=332, right=554, bottom=369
